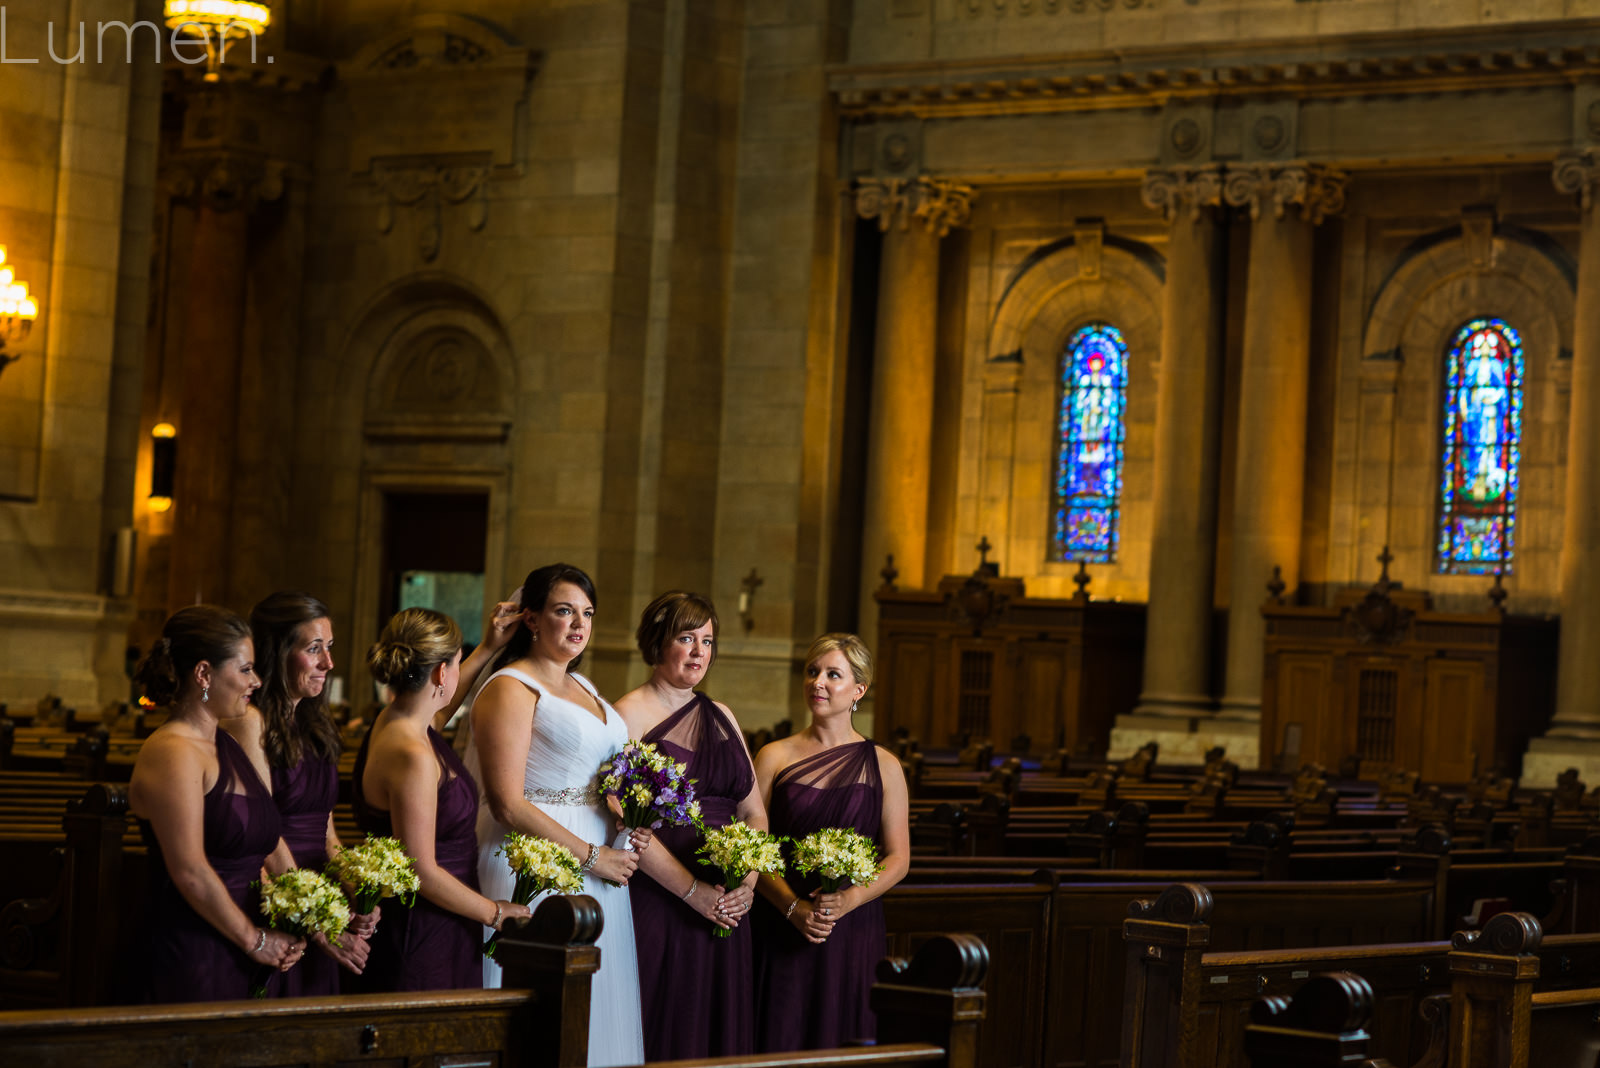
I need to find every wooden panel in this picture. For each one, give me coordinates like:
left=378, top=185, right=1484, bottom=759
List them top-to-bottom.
left=885, top=638, right=938, bottom=745
left=1015, top=642, right=1070, bottom=753
left=1271, top=654, right=1332, bottom=768
left=1422, top=658, right=1485, bottom=782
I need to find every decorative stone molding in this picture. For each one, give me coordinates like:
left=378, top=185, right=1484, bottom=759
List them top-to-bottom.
left=963, top=0, right=1165, bottom=14
left=1553, top=150, right=1600, bottom=212
left=164, top=152, right=287, bottom=213
left=373, top=161, right=490, bottom=262
left=1222, top=163, right=1347, bottom=225
left=1140, top=166, right=1223, bottom=223
left=854, top=177, right=976, bottom=237
left=1461, top=206, right=1497, bottom=272
left=1075, top=219, right=1104, bottom=280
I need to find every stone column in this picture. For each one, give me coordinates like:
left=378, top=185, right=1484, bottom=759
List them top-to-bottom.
left=1551, top=151, right=1600, bottom=738
left=164, top=155, right=283, bottom=611
left=1218, top=164, right=1347, bottom=721
left=1131, top=167, right=1226, bottom=722
left=854, top=177, right=974, bottom=646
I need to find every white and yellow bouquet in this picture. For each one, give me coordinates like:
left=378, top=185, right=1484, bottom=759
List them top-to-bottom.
left=696, top=821, right=786, bottom=938
left=789, top=827, right=884, bottom=893
left=483, top=833, right=584, bottom=957
left=325, top=834, right=420, bottom=914
left=251, top=868, right=352, bottom=997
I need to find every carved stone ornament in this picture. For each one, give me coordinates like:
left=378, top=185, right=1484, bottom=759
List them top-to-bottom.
left=1252, top=115, right=1286, bottom=153
left=1169, top=118, right=1202, bottom=158
left=1553, top=150, right=1600, bottom=212
left=164, top=153, right=287, bottom=213
left=373, top=161, right=490, bottom=262
left=1223, top=163, right=1348, bottom=225
left=1140, top=166, right=1223, bottom=222
left=855, top=177, right=976, bottom=237
left=1461, top=205, right=1497, bottom=272
left=1075, top=219, right=1104, bottom=280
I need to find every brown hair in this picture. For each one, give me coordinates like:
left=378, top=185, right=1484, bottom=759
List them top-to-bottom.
left=492, top=563, right=598, bottom=674
left=635, top=590, right=719, bottom=667
left=250, top=591, right=341, bottom=768
left=134, top=605, right=252, bottom=707
left=367, top=608, right=463, bottom=695
left=804, top=632, right=874, bottom=689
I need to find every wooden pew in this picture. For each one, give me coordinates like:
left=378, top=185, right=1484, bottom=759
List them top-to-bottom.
left=0, top=908, right=988, bottom=1068
left=1242, top=971, right=1392, bottom=1068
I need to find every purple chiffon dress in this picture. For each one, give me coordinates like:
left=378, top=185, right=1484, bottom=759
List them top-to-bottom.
left=631, top=694, right=757, bottom=1059
left=351, top=725, right=482, bottom=991
left=146, top=728, right=282, bottom=1003
left=755, top=739, right=887, bottom=1051
left=272, top=754, right=341, bottom=996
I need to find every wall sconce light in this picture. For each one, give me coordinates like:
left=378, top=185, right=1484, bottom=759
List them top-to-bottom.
left=164, top=1, right=273, bottom=82
left=0, top=244, right=39, bottom=382
left=149, top=422, right=177, bottom=513
left=738, top=567, right=764, bottom=633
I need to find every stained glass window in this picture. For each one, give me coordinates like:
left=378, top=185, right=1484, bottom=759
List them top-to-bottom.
left=1436, top=317, right=1523, bottom=575
left=1050, top=322, right=1128, bottom=563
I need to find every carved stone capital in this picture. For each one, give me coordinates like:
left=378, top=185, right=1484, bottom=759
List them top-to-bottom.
left=1553, top=150, right=1600, bottom=213
left=164, top=153, right=287, bottom=213
left=1222, top=163, right=1347, bottom=225
left=1140, top=166, right=1223, bottom=223
left=855, top=177, right=975, bottom=237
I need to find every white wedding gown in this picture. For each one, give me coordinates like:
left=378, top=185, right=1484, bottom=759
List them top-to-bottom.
left=472, top=667, right=645, bottom=1068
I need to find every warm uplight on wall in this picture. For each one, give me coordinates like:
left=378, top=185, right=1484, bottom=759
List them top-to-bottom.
left=164, top=1, right=273, bottom=81
left=0, top=245, right=39, bottom=380
left=149, top=423, right=177, bottom=513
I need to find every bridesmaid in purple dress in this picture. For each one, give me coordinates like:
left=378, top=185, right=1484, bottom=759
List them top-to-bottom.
left=615, top=591, right=767, bottom=1059
left=241, top=592, right=371, bottom=993
left=130, top=606, right=305, bottom=1003
left=353, top=607, right=531, bottom=991
left=753, top=633, right=911, bottom=1051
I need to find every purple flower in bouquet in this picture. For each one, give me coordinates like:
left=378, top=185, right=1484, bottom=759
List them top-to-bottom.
left=598, top=740, right=703, bottom=831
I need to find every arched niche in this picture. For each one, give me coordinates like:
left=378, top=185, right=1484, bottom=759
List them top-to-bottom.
left=1345, top=227, right=1572, bottom=611
left=977, top=233, right=1164, bottom=600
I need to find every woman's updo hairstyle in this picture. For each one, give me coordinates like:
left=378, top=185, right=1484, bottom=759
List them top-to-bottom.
left=492, top=563, right=598, bottom=673
left=636, top=590, right=718, bottom=667
left=250, top=591, right=341, bottom=767
left=134, top=605, right=252, bottom=707
left=367, top=608, right=463, bottom=695
left=804, top=632, right=874, bottom=689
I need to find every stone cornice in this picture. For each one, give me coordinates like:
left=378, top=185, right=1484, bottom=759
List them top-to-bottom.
left=829, top=19, right=1600, bottom=117
left=1223, top=164, right=1348, bottom=225
left=855, top=177, right=976, bottom=236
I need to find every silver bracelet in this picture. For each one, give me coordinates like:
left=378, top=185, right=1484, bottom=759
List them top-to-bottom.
left=581, top=843, right=599, bottom=872
left=682, top=880, right=698, bottom=902
left=785, top=899, right=800, bottom=919
left=253, top=927, right=266, bottom=953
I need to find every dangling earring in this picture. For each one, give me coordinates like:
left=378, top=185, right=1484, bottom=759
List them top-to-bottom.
left=530, top=630, right=539, bottom=643
left=435, top=684, right=445, bottom=699
left=202, top=686, right=210, bottom=703
left=850, top=700, right=858, bottom=714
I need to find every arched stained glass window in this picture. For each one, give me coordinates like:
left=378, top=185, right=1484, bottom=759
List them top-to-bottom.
left=1436, top=317, right=1523, bottom=575
left=1050, top=322, right=1128, bottom=563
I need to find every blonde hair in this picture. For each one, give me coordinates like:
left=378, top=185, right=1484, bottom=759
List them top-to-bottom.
left=367, top=608, right=462, bottom=694
left=804, top=632, right=873, bottom=689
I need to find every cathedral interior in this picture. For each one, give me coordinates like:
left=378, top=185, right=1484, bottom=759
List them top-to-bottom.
left=3, top=0, right=1599, bottom=784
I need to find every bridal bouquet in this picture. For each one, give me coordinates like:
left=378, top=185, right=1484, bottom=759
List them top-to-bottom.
left=598, top=740, right=703, bottom=833
left=696, top=821, right=786, bottom=938
left=789, top=827, right=884, bottom=893
left=482, top=833, right=584, bottom=958
left=326, top=834, right=420, bottom=914
left=251, top=868, right=352, bottom=996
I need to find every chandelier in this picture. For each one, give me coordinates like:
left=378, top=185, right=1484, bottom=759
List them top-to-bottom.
left=164, top=1, right=272, bottom=82
left=0, top=245, right=39, bottom=378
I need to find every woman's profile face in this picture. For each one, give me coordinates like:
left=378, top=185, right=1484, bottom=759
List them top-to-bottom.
left=534, top=581, right=594, bottom=660
left=286, top=617, right=334, bottom=701
left=656, top=621, right=714, bottom=690
left=207, top=639, right=261, bottom=713
left=803, top=649, right=864, bottom=717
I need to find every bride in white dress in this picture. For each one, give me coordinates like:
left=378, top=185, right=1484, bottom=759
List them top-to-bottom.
left=468, top=564, right=649, bottom=1068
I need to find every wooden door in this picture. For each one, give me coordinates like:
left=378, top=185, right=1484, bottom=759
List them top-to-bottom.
left=879, top=635, right=938, bottom=745
left=1014, top=639, right=1075, bottom=754
left=1268, top=653, right=1333, bottom=769
left=1420, top=658, right=1486, bottom=782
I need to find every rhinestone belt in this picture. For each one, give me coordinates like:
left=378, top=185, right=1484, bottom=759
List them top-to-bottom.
left=525, top=785, right=601, bottom=807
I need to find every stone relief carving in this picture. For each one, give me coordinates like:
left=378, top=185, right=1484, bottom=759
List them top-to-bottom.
left=1169, top=118, right=1202, bottom=158
left=1554, top=150, right=1600, bottom=211
left=165, top=153, right=287, bottom=213
left=372, top=161, right=491, bottom=262
left=1222, top=163, right=1347, bottom=224
left=1140, top=165, right=1223, bottom=222
left=855, top=177, right=976, bottom=237
left=1460, top=206, right=1497, bottom=273
left=1075, top=219, right=1104, bottom=279
left=381, top=327, right=502, bottom=415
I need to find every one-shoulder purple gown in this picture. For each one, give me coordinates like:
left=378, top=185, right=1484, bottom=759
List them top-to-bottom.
left=631, top=693, right=757, bottom=1058
left=351, top=725, right=482, bottom=991
left=146, top=728, right=282, bottom=1003
left=755, top=739, right=886, bottom=1052
left=272, top=754, right=341, bottom=996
